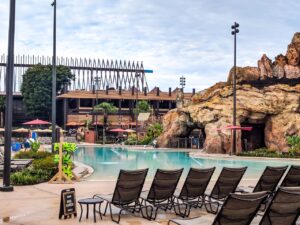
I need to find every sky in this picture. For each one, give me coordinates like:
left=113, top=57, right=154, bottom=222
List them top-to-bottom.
left=0, top=0, right=299, bottom=92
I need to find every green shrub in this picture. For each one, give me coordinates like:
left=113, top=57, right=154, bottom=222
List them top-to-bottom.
left=139, top=123, right=163, bottom=145
left=125, top=134, right=138, bottom=145
left=287, top=135, right=300, bottom=156
left=237, top=147, right=298, bottom=158
left=14, top=151, right=53, bottom=159
left=32, top=156, right=57, bottom=175
left=10, top=168, right=52, bottom=185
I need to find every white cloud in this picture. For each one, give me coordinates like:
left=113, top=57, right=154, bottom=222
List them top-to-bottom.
left=0, top=0, right=299, bottom=92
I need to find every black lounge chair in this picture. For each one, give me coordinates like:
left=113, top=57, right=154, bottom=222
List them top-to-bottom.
left=281, top=165, right=300, bottom=187
left=172, top=167, right=216, bottom=217
left=204, top=167, right=247, bottom=214
left=93, top=168, right=148, bottom=223
left=140, top=168, right=183, bottom=220
left=259, top=187, right=300, bottom=225
left=169, top=191, right=268, bottom=225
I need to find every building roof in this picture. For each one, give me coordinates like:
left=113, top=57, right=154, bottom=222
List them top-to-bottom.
left=57, top=89, right=193, bottom=101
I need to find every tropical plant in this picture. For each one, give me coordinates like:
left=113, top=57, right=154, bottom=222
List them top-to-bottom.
left=21, top=64, right=75, bottom=118
left=93, top=102, right=118, bottom=144
left=140, top=123, right=163, bottom=145
left=29, top=139, right=41, bottom=152
left=54, top=142, right=77, bottom=179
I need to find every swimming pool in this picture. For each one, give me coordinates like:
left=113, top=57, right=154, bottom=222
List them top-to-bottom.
left=74, top=146, right=299, bottom=180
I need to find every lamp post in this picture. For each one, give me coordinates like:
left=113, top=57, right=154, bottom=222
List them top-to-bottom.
left=0, top=0, right=16, bottom=192
left=51, top=0, right=57, bottom=152
left=231, top=22, right=239, bottom=155
left=135, top=72, right=140, bottom=140
left=180, top=76, right=186, bottom=91
left=94, top=77, right=100, bottom=142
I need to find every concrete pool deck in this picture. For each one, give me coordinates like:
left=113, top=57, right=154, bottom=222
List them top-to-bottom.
left=0, top=179, right=261, bottom=225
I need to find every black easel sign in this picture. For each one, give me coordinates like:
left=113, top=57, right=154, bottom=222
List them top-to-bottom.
left=59, top=188, right=77, bottom=219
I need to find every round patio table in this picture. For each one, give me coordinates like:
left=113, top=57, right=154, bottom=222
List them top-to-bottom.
left=78, top=198, right=103, bottom=223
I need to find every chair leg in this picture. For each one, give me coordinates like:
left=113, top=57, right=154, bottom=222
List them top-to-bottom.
left=103, top=201, right=109, bottom=216
left=109, top=203, right=123, bottom=224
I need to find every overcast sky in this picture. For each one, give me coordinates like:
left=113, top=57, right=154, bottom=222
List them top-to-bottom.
left=0, top=0, right=299, bottom=92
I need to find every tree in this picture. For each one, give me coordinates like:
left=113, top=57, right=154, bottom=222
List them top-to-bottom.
left=21, top=64, right=75, bottom=118
left=133, top=100, right=150, bottom=115
left=93, top=102, right=118, bottom=144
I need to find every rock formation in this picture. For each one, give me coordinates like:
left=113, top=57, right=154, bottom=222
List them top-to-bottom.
left=158, top=32, right=300, bottom=153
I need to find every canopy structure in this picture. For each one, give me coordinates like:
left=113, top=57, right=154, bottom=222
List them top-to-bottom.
left=23, top=119, right=51, bottom=125
left=66, top=121, right=85, bottom=126
left=216, top=125, right=253, bottom=131
left=12, top=128, right=29, bottom=133
left=109, top=128, right=126, bottom=132
left=33, top=129, right=51, bottom=133
left=125, top=129, right=136, bottom=133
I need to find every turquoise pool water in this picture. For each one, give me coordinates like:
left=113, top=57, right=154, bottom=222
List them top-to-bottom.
left=74, top=146, right=299, bottom=180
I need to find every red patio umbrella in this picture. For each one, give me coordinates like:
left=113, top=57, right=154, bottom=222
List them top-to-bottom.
left=23, top=119, right=51, bottom=125
left=109, top=128, right=126, bottom=132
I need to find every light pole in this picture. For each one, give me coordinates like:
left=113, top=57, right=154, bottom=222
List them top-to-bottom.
left=0, top=0, right=16, bottom=192
left=51, top=0, right=57, bottom=152
left=231, top=22, right=239, bottom=155
left=135, top=72, right=140, bottom=141
left=180, top=76, right=186, bottom=91
left=94, top=77, right=100, bottom=142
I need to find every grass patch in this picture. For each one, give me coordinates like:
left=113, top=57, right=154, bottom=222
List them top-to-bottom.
left=237, top=148, right=299, bottom=158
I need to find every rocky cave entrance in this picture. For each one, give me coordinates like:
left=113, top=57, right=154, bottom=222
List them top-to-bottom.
left=241, top=122, right=266, bottom=151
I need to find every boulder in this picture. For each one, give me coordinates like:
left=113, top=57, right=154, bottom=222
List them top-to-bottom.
left=158, top=33, right=300, bottom=153
left=286, top=44, right=299, bottom=66
left=258, top=54, right=273, bottom=79
left=272, top=54, right=287, bottom=78
left=284, top=65, right=300, bottom=79
left=227, top=67, right=260, bottom=83
left=159, top=83, right=300, bottom=153
left=156, top=109, right=192, bottom=147
left=265, top=113, right=300, bottom=152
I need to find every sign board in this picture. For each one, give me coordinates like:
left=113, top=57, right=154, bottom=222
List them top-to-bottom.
left=59, top=188, right=77, bottom=219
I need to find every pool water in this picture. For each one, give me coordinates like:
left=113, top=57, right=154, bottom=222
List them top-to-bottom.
left=74, top=146, right=298, bottom=180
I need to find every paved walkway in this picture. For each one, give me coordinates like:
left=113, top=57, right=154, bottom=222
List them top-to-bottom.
left=0, top=179, right=258, bottom=225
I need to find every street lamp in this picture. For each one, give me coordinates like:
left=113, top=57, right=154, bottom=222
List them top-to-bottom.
left=0, top=0, right=16, bottom=192
left=51, top=0, right=57, bottom=152
left=231, top=22, right=239, bottom=155
left=135, top=72, right=140, bottom=141
left=94, top=76, right=100, bottom=142
left=180, top=76, right=186, bottom=91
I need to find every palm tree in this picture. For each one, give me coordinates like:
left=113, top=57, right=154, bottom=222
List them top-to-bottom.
left=93, top=102, right=117, bottom=144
